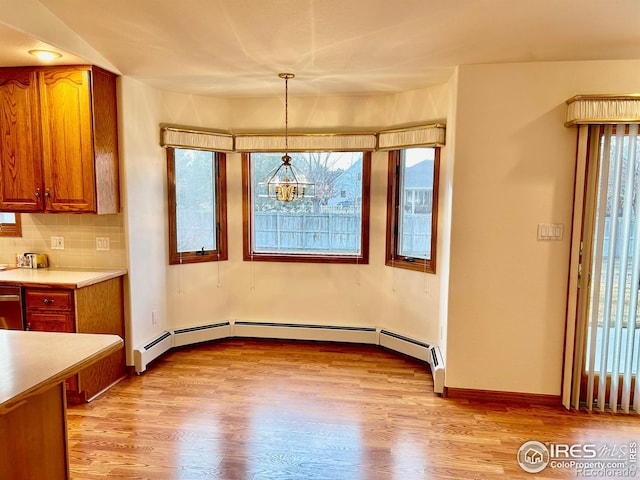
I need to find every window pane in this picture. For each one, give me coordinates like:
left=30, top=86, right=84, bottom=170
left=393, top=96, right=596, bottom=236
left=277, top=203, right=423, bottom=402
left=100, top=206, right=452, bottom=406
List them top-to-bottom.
left=585, top=126, right=640, bottom=375
left=398, top=147, right=435, bottom=260
left=174, top=149, right=216, bottom=253
left=251, top=152, right=363, bottom=255
left=0, top=212, right=20, bottom=237
left=0, top=213, right=15, bottom=223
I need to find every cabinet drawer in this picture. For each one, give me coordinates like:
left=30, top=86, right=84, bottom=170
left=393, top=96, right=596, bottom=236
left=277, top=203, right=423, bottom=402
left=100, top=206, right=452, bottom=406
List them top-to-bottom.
left=25, top=289, right=73, bottom=311
left=26, top=312, right=74, bottom=332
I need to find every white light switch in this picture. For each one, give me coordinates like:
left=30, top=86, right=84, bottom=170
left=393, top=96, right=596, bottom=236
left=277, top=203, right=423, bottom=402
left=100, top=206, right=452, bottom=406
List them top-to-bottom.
left=537, top=223, right=563, bottom=241
left=50, top=236, right=64, bottom=250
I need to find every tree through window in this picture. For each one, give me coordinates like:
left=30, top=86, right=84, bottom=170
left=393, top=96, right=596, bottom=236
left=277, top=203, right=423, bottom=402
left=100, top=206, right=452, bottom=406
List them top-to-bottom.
left=166, top=147, right=227, bottom=265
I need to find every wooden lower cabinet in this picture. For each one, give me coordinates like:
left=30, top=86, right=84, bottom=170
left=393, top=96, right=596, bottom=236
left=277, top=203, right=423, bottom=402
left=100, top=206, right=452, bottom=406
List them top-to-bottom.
left=24, top=277, right=125, bottom=402
left=25, top=312, right=74, bottom=332
left=0, top=382, right=68, bottom=479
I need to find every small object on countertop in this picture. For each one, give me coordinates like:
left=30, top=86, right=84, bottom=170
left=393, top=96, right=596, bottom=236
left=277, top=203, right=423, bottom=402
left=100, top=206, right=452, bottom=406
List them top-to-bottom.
left=15, top=253, right=48, bottom=269
left=16, top=253, right=32, bottom=268
left=30, top=253, right=48, bottom=269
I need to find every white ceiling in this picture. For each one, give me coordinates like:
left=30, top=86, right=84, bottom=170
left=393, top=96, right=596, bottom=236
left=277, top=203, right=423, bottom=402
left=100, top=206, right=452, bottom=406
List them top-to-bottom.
left=1, top=0, right=640, bottom=97
left=0, top=22, right=87, bottom=67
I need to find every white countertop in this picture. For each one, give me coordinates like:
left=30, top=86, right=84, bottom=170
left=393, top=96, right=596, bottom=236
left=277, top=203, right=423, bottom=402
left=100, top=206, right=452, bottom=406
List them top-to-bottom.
left=0, top=267, right=127, bottom=288
left=0, top=330, right=123, bottom=413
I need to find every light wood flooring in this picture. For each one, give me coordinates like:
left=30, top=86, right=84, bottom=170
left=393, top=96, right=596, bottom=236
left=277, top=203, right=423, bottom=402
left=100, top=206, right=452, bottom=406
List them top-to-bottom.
left=67, top=339, right=640, bottom=479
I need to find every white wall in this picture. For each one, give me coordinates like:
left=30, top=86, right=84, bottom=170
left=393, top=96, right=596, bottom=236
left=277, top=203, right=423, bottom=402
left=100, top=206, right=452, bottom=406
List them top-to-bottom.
left=446, top=59, right=640, bottom=395
left=436, top=68, right=459, bottom=361
left=118, top=77, right=167, bottom=363
left=228, top=83, right=450, bottom=131
left=163, top=84, right=450, bottom=346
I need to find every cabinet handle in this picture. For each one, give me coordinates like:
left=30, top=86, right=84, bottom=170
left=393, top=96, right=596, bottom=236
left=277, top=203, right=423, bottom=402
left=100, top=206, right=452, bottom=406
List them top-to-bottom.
left=35, top=188, right=41, bottom=200
left=44, top=188, right=51, bottom=199
left=0, top=294, right=20, bottom=301
left=42, top=298, right=54, bottom=304
left=26, top=323, right=31, bottom=331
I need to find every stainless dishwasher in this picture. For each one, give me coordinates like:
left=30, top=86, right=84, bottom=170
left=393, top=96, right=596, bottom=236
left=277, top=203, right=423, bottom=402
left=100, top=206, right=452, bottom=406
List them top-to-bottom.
left=0, top=285, right=24, bottom=330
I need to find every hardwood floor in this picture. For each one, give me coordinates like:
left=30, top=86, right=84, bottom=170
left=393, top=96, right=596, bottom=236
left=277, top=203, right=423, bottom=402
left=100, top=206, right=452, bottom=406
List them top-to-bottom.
left=67, top=339, right=640, bottom=479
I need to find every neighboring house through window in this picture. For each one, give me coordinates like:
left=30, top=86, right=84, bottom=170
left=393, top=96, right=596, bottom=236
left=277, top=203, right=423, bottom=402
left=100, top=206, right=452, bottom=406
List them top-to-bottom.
left=166, top=147, right=227, bottom=264
left=386, top=147, right=440, bottom=273
left=242, top=151, right=371, bottom=263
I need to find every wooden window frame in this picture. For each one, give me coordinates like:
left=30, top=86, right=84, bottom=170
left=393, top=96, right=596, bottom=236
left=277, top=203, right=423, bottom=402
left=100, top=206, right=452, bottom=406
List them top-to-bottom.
left=167, top=148, right=228, bottom=265
left=385, top=148, right=440, bottom=273
left=242, top=152, right=371, bottom=264
left=0, top=213, right=21, bottom=237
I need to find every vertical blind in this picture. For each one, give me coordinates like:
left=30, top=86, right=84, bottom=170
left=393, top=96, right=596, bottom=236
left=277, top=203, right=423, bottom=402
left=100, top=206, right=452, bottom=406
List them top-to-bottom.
left=583, top=124, right=640, bottom=413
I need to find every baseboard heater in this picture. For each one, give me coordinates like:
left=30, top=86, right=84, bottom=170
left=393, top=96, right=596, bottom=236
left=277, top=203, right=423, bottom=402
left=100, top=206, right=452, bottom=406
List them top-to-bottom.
left=173, top=321, right=232, bottom=348
left=233, top=321, right=378, bottom=344
left=133, top=322, right=232, bottom=373
left=133, top=322, right=445, bottom=396
left=379, top=329, right=445, bottom=395
left=133, top=331, right=173, bottom=374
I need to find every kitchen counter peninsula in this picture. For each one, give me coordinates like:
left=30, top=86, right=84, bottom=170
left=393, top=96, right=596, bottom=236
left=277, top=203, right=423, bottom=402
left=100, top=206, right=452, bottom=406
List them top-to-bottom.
left=0, top=267, right=127, bottom=288
left=0, top=330, right=123, bottom=479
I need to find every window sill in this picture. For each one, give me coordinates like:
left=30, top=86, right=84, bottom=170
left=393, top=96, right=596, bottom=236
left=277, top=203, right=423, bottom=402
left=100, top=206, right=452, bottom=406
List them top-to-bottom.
left=169, top=252, right=228, bottom=265
left=245, top=252, right=368, bottom=264
left=385, top=258, right=435, bottom=274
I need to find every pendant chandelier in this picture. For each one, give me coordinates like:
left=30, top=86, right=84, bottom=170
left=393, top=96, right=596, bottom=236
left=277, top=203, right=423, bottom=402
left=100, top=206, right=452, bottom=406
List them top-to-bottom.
left=259, top=73, right=315, bottom=202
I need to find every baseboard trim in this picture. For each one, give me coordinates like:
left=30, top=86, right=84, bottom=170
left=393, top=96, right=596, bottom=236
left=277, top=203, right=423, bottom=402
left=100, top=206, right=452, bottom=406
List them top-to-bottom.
left=85, top=375, right=127, bottom=403
left=445, top=387, right=562, bottom=407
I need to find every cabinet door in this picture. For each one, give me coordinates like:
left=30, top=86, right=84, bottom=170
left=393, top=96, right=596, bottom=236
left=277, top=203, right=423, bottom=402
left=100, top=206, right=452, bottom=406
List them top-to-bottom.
left=39, top=67, right=96, bottom=213
left=0, top=68, right=44, bottom=211
left=26, top=312, right=74, bottom=332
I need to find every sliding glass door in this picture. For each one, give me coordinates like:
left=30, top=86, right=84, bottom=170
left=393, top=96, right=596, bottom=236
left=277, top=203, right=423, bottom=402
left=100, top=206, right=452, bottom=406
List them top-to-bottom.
left=581, top=124, right=640, bottom=413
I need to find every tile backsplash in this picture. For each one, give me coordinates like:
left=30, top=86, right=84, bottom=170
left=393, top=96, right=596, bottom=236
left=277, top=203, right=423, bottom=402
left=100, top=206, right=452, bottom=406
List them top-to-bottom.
left=0, top=213, right=126, bottom=269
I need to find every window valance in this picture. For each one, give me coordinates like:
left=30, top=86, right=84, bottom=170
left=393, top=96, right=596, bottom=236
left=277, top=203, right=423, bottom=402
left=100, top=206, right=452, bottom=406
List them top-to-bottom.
left=565, top=95, right=640, bottom=126
left=160, top=123, right=446, bottom=152
left=377, top=123, right=446, bottom=150
left=160, top=127, right=234, bottom=152
left=234, top=133, right=377, bottom=152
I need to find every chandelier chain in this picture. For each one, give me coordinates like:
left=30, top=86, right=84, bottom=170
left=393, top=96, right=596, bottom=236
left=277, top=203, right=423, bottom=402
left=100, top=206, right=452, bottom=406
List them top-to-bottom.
left=260, top=72, right=314, bottom=202
left=279, top=72, right=294, bottom=158
left=285, top=74, right=288, bottom=155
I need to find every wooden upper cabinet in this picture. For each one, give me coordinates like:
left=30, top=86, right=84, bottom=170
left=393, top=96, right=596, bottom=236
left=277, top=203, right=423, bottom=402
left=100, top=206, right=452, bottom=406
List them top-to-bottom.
left=0, top=65, right=120, bottom=214
left=39, top=67, right=96, bottom=212
left=0, top=68, right=44, bottom=211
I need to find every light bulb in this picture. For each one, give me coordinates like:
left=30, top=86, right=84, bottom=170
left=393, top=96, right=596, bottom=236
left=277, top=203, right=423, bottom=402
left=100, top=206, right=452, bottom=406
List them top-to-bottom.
left=28, top=50, right=62, bottom=61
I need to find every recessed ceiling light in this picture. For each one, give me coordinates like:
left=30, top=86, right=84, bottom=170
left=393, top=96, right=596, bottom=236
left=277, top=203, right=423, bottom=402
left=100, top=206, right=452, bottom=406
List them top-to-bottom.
left=28, top=49, right=62, bottom=61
